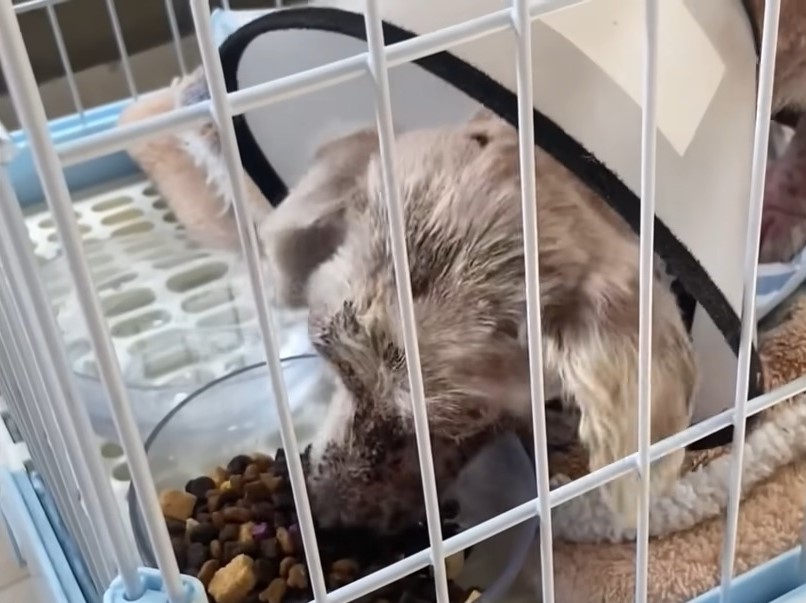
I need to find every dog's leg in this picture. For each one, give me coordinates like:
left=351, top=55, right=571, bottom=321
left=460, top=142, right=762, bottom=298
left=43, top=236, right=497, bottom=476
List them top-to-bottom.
left=542, top=286, right=696, bottom=528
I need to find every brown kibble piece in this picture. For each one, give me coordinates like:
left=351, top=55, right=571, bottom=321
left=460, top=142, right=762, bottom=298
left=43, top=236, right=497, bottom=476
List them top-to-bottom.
left=252, top=453, right=273, bottom=471
left=227, top=455, right=254, bottom=475
left=243, top=464, right=261, bottom=482
left=210, top=467, right=229, bottom=487
left=260, top=473, right=284, bottom=493
left=229, top=474, right=244, bottom=493
left=186, top=476, right=217, bottom=499
left=244, top=482, right=272, bottom=503
left=159, top=489, right=197, bottom=521
left=207, top=491, right=225, bottom=512
left=251, top=502, right=274, bottom=523
left=223, top=507, right=252, bottom=523
left=212, top=511, right=225, bottom=529
left=165, top=517, right=186, bottom=536
left=189, top=522, right=219, bottom=546
left=238, top=522, right=256, bottom=545
left=220, top=524, right=240, bottom=542
left=276, top=527, right=294, bottom=555
left=260, top=539, right=278, bottom=559
left=210, top=540, right=222, bottom=560
left=223, top=541, right=244, bottom=564
left=187, top=542, right=208, bottom=568
left=445, top=552, right=464, bottom=581
left=207, top=554, right=257, bottom=603
left=278, top=556, right=296, bottom=578
left=254, top=558, right=278, bottom=587
left=198, top=559, right=220, bottom=588
left=330, top=559, right=359, bottom=577
left=286, top=564, right=308, bottom=590
left=259, top=577, right=287, bottom=603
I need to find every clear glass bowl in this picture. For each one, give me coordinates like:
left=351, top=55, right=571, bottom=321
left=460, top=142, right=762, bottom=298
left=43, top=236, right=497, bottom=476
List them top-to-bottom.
left=40, top=232, right=312, bottom=439
left=129, top=355, right=538, bottom=602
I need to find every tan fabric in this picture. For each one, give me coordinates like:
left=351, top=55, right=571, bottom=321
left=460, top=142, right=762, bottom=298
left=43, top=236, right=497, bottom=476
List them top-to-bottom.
left=550, top=297, right=806, bottom=603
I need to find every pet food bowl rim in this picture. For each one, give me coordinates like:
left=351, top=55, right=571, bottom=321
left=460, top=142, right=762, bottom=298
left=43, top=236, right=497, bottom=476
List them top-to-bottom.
left=128, top=353, right=320, bottom=562
left=128, top=355, right=538, bottom=600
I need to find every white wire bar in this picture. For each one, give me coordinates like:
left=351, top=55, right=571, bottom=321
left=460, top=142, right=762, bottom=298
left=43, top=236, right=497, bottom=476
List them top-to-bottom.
left=12, top=0, right=66, bottom=13
left=56, top=0, right=589, bottom=168
left=103, top=0, right=137, bottom=99
left=163, top=0, right=187, bottom=75
left=719, top=0, right=781, bottom=600
left=362, top=1, right=450, bottom=602
left=509, top=1, right=555, bottom=602
left=634, top=1, right=659, bottom=601
left=0, top=2, right=187, bottom=600
left=45, top=3, right=84, bottom=120
left=187, top=3, right=330, bottom=603
left=0, top=133, right=138, bottom=595
left=0, top=264, right=105, bottom=586
left=0, top=275, right=111, bottom=593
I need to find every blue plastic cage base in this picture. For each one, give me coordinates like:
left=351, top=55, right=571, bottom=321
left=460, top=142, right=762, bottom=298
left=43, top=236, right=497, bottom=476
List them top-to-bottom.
left=8, top=99, right=140, bottom=208
left=0, top=468, right=86, bottom=602
left=689, top=547, right=804, bottom=603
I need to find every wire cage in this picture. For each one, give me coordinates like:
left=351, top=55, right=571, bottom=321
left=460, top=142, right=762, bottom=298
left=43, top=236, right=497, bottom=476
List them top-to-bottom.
left=0, top=0, right=805, bottom=602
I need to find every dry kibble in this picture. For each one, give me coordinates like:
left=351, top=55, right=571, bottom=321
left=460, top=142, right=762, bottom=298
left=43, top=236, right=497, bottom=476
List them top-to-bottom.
left=162, top=448, right=478, bottom=603
left=252, top=453, right=273, bottom=471
left=227, top=455, right=253, bottom=475
left=243, top=464, right=261, bottom=482
left=210, top=467, right=230, bottom=487
left=260, top=473, right=284, bottom=493
left=230, top=475, right=245, bottom=493
left=186, top=476, right=216, bottom=499
left=244, top=482, right=271, bottom=503
left=159, top=489, right=197, bottom=521
left=223, top=507, right=252, bottom=523
left=211, top=511, right=225, bottom=529
left=165, top=517, right=187, bottom=536
left=189, top=522, right=218, bottom=546
left=239, top=522, right=256, bottom=545
left=220, top=524, right=239, bottom=542
left=275, top=527, right=294, bottom=555
left=260, top=539, right=278, bottom=559
left=223, top=541, right=244, bottom=564
left=187, top=542, right=208, bottom=569
left=208, top=554, right=257, bottom=603
left=278, top=556, right=296, bottom=578
left=254, top=558, right=278, bottom=587
left=198, top=559, right=220, bottom=589
left=330, top=559, right=359, bottom=577
left=286, top=564, right=308, bottom=590
left=259, top=577, right=287, bottom=603
left=464, top=591, right=481, bottom=603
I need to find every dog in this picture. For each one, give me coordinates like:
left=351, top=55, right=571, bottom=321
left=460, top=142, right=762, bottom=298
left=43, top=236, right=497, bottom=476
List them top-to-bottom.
left=260, top=111, right=697, bottom=532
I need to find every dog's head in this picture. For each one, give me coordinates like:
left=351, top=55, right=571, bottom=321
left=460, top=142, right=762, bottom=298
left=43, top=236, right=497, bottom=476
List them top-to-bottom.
left=302, top=111, right=536, bottom=532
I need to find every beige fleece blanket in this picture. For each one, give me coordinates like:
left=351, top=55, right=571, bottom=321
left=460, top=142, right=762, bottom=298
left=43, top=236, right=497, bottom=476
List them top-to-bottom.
left=545, top=297, right=806, bottom=603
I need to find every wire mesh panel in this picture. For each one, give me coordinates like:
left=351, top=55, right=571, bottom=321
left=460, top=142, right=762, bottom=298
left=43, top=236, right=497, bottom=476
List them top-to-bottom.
left=1, top=0, right=806, bottom=603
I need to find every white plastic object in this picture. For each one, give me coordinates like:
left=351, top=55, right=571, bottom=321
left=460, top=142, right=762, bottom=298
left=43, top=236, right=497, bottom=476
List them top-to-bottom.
left=39, top=230, right=311, bottom=439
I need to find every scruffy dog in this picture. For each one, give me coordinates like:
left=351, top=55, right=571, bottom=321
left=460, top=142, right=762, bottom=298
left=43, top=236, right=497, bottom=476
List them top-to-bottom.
left=260, top=112, right=697, bottom=531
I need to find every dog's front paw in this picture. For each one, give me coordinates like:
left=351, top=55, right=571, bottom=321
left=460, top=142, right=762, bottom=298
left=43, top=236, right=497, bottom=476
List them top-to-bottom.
left=599, top=448, right=684, bottom=529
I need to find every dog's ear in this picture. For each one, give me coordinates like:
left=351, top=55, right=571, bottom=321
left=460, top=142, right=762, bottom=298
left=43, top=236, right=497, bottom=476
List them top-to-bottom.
left=469, top=106, right=500, bottom=123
